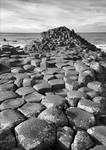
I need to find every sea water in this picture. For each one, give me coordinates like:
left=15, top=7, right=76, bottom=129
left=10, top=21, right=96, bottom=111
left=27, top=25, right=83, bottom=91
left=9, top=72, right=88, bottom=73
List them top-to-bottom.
left=0, top=32, right=106, bottom=52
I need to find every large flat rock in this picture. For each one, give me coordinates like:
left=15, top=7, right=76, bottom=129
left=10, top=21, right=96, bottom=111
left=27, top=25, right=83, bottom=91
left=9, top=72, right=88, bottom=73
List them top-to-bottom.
left=0, top=91, right=18, bottom=103
left=41, top=94, right=67, bottom=108
left=18, top=102, right=45, bottom=117
left=38, top=106, right=68, bottom=127
left=66, top=107, right=95, bottom=130
left=0, top=109, right=25, bottom=132
left=15, top=118, right=56, bottom=150
left=87, top=126, right=106, bottom=146
left=72, top=130, right=94, bottom=150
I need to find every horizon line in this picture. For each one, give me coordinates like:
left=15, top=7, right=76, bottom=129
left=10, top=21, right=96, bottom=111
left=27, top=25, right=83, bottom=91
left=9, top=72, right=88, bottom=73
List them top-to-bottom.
left=0, top=31, right=106, bottom=34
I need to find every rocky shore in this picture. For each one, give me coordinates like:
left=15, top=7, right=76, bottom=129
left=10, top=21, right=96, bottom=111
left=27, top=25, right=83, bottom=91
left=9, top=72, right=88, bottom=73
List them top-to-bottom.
left=0, top=26, right=106, bottom=150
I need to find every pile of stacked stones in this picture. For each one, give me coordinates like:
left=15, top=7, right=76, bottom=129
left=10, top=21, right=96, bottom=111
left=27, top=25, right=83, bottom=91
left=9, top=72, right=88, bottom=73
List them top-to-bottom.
left=24, top=26, right=102, bottom=60
left=0, top=27, right=106, bottom=150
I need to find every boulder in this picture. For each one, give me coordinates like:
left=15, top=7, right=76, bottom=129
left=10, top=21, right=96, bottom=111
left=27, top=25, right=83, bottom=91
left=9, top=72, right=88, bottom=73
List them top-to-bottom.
left=31, top=59, right=40, bottom=67
left=23, top=64, right=35, bottom=71
left=11, top=67, right=24, bottom=73
left=78, top=70, right=94, bottom=86
left=65, top=78, right=79, bottom=91
left=48, top=79, right=65, bottom=90
left=87, top=81, right=103, bottom=93
left=33, top=82, right=51, bottom=94
left=16, top=87, right=35, bottom=96
left=67, top=90, right=86, bottom=107
left=0, top=91, right=18, bottom=103
left=24, top=91, right=44, bottom=103
left=41, top=94, right=67, bottom=109
left=0, top=98, right=24, bottom=110
left=78, top=99, right=105, bottom=115
left=18, top=102, right=45, bottom=117
left=38, top=106, right=68, bottom=127
left=66, top=107, right=95, bottom=130
left=0, top=109, right=25, bottom=131
left=15, top=118, right=56, bottom=150
left=57, top=126, right=74, bottom=150
left=87, top=126, right=106, bottom=146
left=0, top=129, right=16, bottom=150
left=71, top=130, right=94, bottom=150
left=89, top=145, right=106, bottom=150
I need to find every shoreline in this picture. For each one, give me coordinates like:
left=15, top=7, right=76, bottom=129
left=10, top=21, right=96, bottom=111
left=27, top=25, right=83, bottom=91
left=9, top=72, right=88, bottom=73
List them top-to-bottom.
left=0, top=26, right=106, bottom=150
left=0, top=40, right=106, bottom=53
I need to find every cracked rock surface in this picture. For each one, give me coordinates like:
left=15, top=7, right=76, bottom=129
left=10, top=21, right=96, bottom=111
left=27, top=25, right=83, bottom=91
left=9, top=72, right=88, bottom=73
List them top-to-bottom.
left=0, top=26, right=106, bottom=150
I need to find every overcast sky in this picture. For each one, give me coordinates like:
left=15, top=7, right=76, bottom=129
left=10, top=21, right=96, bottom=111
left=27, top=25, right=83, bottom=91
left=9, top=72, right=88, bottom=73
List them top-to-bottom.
left=0, top=0, right=106, bottom=33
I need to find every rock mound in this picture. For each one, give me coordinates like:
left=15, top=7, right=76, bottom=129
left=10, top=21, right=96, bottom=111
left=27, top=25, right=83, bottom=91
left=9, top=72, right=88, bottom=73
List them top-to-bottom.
left=24, top=26, right=101, bottom=54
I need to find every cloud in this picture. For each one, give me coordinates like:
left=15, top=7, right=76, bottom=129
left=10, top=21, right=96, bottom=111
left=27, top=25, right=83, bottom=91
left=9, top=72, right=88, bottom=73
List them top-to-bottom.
left=0, top=0, right=106, bottom=32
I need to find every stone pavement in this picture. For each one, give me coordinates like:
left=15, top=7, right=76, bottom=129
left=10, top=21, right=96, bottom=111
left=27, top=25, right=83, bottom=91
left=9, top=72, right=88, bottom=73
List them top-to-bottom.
left=0, top=26, right=106, bottom=150
left=0, top=48, right=106, bottom=150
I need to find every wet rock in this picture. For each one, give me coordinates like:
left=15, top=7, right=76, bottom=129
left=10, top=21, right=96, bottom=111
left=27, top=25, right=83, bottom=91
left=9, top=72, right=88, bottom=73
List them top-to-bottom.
left=48, top=79, right=65, bottom=90
left=87, top=81, right=103, bottom=93
left=33, top=82, right=51, bottom=93
left=16, top=87, right=35, bottom=96
left=67, top=90, right=86, bottom=107
left=0, top=91, right=18, bottom=103
left=24, top=91, right=44, bottom=103
left=41, top=94, right=67, bottom=108
left=0, top=98, right=24, bottom=110
left=78, top=99, right=105, bottom=115
left=18, top=102, right=45, bottom=117
left=38, top=106, right=68, bottom=127
left=66, top=107, right=95, bottom=130
left=0, top=109, right=25, bottom=131
left=15, top=118, right=56, bottom=150
left=57, top=126, right=74, bottom=150
left=87, top=126, right=106, bottom=146
left=0, top=129, right=16, bottom=150
left=71, top=130, right=94, bottom=150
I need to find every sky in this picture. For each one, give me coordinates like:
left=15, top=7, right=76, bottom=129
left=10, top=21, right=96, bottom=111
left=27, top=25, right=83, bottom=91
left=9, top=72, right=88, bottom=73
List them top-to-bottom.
left=0, top=0, right=106, bottom=33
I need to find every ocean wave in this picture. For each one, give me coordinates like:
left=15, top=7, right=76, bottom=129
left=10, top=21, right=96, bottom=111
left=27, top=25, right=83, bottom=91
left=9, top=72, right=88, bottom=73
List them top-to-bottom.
left=96, top=44, right=106, bottom=52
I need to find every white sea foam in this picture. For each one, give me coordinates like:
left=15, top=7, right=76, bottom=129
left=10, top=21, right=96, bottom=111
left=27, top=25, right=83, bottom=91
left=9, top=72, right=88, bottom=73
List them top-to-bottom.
left=96, top=44, right=106, bottom=52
